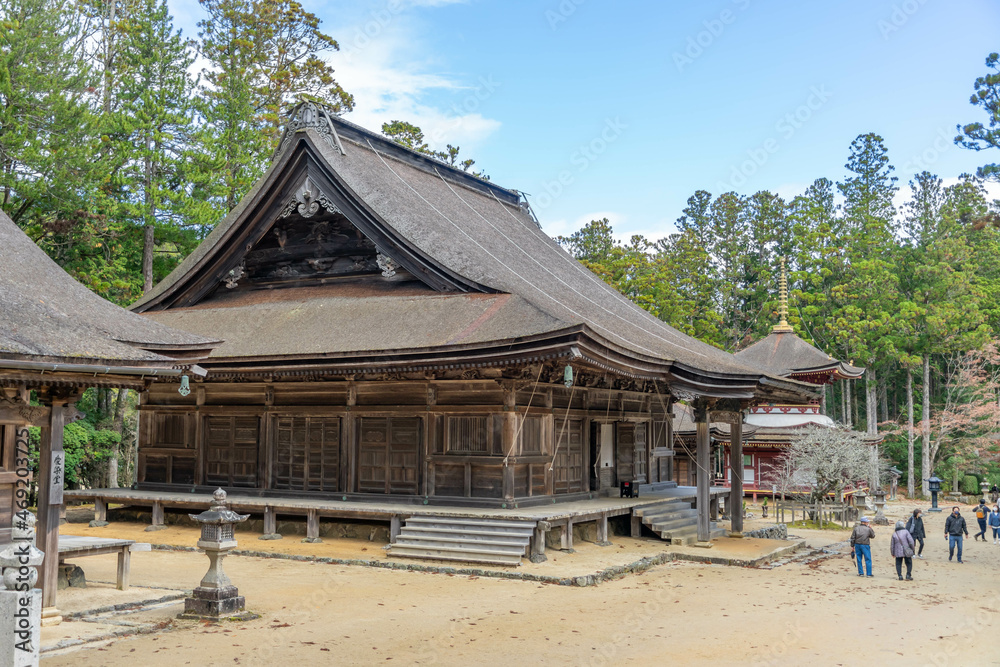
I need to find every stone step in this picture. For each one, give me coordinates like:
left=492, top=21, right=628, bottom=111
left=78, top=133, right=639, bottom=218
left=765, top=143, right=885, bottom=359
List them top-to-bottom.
left=633, top=501, right=692, bottom=518
left=647, top=512, right=703, bottom=532
left=404, top=516, right=534, bottom=530
left=403, top=517, right=535, bottom=536
left=663, top=525, right=728, bottom=546
left=402, top=526, right=533, bottom=542
left=394, top=535, right=529, bottom=551
left=385, top=546, right=523, bottom=566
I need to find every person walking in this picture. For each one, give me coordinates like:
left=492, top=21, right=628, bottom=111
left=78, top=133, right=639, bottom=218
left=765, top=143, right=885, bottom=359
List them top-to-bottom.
left=990, top=484, right=999, bottom=504
left=974, top=499, right=989, bottom=541
left=990, top=505, right=1000, bottom=544
left=945, top=506, right=968, bottom=563
left=906, top=509, right=926, bottom=558
left=851, top=516, right=876, bottom=577
left=890, top=520, right=916, bottom=580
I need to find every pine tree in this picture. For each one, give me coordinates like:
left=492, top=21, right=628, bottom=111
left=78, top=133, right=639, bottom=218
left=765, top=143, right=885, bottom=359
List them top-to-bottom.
left=193, top=0, right=353, bottom=213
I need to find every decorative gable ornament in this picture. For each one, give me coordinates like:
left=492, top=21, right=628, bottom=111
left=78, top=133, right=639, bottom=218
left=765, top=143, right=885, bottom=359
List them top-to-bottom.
left=275, top=101, right=346, bottom=159
left=280, top=177, right=343, bottom=220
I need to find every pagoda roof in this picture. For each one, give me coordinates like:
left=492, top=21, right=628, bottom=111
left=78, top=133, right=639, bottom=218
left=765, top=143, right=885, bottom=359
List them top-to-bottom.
left=133, top=104, right=817, bottom=402
left=0, top=210, right=218, bottom=368
left=734, top=330, right=864, bottom=382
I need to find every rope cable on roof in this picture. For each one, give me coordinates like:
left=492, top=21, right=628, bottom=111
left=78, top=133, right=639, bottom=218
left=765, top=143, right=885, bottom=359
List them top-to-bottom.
left=364, top=139, right=669, bottom=360
left=430, top=166, right=708, bottom=360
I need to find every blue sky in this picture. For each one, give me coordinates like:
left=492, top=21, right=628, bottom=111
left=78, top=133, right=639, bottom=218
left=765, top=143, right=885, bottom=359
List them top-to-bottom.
left=169, top=0, right=1000, bottom=240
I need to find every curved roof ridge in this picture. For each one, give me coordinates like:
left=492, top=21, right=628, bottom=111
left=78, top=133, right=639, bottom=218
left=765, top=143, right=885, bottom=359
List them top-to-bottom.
left=0, top=210, right=217, bottom=363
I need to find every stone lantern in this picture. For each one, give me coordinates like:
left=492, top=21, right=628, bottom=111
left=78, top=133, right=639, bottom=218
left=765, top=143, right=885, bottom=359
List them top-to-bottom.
left=928, top=476, right=943, bottom=512
left=180, top=489, right=257, bottom=620
left=872, top=490, right=889, bottom=525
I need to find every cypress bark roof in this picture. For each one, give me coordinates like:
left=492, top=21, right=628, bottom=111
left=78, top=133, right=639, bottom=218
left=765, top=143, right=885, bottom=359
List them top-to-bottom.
left=132, top=106, right=817, bottom=401
left=0, top=210, right=218, bottom=366
left=733, top=330, right=864, bottom=381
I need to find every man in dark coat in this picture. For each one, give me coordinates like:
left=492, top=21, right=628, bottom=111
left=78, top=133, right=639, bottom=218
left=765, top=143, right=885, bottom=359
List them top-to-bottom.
left=945, top=506, right=968, bottom=563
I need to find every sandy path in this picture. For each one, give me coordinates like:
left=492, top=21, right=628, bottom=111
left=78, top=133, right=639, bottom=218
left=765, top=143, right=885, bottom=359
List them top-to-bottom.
left=41, top=502, right=1000, bottom=667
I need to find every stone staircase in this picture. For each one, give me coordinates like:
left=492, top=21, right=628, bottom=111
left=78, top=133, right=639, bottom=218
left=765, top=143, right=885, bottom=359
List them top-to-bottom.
left=634, top=499, right=727, bottom=545
left=385, top=516, right=536, bottom=567
left=757, top=540, right=849, bottom=570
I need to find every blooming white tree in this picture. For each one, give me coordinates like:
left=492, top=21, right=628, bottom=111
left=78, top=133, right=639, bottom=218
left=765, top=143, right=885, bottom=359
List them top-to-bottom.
left=765, top=426, right=883, bottom=503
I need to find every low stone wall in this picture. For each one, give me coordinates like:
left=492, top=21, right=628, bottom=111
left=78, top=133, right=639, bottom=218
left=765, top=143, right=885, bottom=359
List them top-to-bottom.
left=742, top=524, right=788, bottom=540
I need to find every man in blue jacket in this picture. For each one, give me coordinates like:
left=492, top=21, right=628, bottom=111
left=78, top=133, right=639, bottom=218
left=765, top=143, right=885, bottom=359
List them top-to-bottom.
left=945, top=506, right=969, bottom=563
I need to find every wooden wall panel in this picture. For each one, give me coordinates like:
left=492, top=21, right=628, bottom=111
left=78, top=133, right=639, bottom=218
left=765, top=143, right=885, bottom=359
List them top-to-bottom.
left=205, top=416, right=259, bottom=488
left=274, top=416, right=340, bottom=492
left=358, top=417, right=421, bottom=494
left=553, top=419, right=584, bottom=494
left=616, top=423, right=635, bottom=484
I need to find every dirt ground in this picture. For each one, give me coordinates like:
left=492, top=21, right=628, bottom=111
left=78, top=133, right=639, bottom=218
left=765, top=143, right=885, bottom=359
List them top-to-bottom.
left=40, top=498, right=1000, bottom=666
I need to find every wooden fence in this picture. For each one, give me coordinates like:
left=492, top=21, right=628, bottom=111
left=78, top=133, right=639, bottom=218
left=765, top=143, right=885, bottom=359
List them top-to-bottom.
left=774, top=500, right=855, bottom=528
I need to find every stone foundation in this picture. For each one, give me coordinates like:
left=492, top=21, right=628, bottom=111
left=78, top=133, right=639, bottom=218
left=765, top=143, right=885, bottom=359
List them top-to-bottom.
left=106, top=508, right=391, bottom=542
left=743, top=524, right=788, bottom=540
left=56, top=563, right=87, bottom=590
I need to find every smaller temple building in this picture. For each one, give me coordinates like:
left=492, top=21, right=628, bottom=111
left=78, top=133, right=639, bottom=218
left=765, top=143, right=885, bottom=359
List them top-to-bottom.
left=673, top=272, right=866, bottom=499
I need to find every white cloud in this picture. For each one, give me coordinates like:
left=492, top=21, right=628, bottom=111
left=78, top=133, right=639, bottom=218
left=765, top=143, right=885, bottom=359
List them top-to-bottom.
left=333, top=8, right=500, bottom=152
left=893, top=176, right=1000, bottom=211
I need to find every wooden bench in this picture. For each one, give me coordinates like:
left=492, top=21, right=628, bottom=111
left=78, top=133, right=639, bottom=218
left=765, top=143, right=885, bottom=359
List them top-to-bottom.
left=58, top=536, right=150, bottom=591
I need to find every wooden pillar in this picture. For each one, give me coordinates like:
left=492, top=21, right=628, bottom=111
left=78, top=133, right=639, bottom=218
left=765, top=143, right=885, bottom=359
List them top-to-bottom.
left=501, top=387, right=516, bottom=505
left=37, top=399, right=67, bottom=613
left=695, top=402, right=712, bottom=546
left=730, top=416, right=744, bottom=536
left=94, top=498, right=108, bottom=523
left=148, top=501, right=165, bottom=531
left=263, top=506, right=277, bottom=535
left=304, top=509, right=321, bottom=542
left=596, top=512, right=610, bottom=546
left=630, top=512, right=642, bottom=538
left=390, top=515, right=401, bottom=542
left=560, top=518, right=574, bottom=551
left=530, top=522, right=548, bottom=563
left=116, top=548, right=131, bottom=591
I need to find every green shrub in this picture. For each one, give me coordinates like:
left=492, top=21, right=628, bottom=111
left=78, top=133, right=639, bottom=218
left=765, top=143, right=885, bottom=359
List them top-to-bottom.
left=27, top=421, right=121, bottom=488
left=962, top=474, right=981, bottom=495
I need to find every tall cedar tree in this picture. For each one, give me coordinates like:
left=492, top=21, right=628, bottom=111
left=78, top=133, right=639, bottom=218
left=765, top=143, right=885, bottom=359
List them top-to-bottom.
left=194, top=0, right=353, bottom=214
left=835, top=133, right=899, bottom=439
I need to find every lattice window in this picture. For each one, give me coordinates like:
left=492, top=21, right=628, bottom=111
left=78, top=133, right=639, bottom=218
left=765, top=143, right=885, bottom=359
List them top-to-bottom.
left=446, top=416, right=490, bottom=454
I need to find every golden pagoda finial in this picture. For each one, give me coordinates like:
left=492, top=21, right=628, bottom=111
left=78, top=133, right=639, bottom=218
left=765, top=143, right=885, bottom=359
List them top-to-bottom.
left=773, top=257, right=794, bottom=333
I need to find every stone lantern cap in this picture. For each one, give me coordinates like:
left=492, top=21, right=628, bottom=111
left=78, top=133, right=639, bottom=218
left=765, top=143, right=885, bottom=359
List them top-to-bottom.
left=189, top=489, right=249, bottom=551
left=189, top=489, right=250, bottom=526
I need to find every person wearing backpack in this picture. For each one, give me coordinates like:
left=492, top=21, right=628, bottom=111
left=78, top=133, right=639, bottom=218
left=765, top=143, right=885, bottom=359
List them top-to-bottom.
left=974, top=499, right=989, bottom=541
left=990, top=506, right=1000, bottom=544
left=906, top=509, right=926, bottom=558
left=850, top=516, right=876, bottom=577
left=890, top=520, right=916, bottom=580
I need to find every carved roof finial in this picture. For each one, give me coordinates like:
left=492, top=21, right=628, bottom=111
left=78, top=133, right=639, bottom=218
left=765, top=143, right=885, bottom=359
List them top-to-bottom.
left=773, top=257, right=794, bottom=333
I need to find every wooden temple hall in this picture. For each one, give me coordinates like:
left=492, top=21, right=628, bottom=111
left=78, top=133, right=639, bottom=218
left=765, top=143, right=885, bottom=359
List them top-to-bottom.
left=10, top=102, right=819, bottom=570
left=0, top=208, right=217, bottom=620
